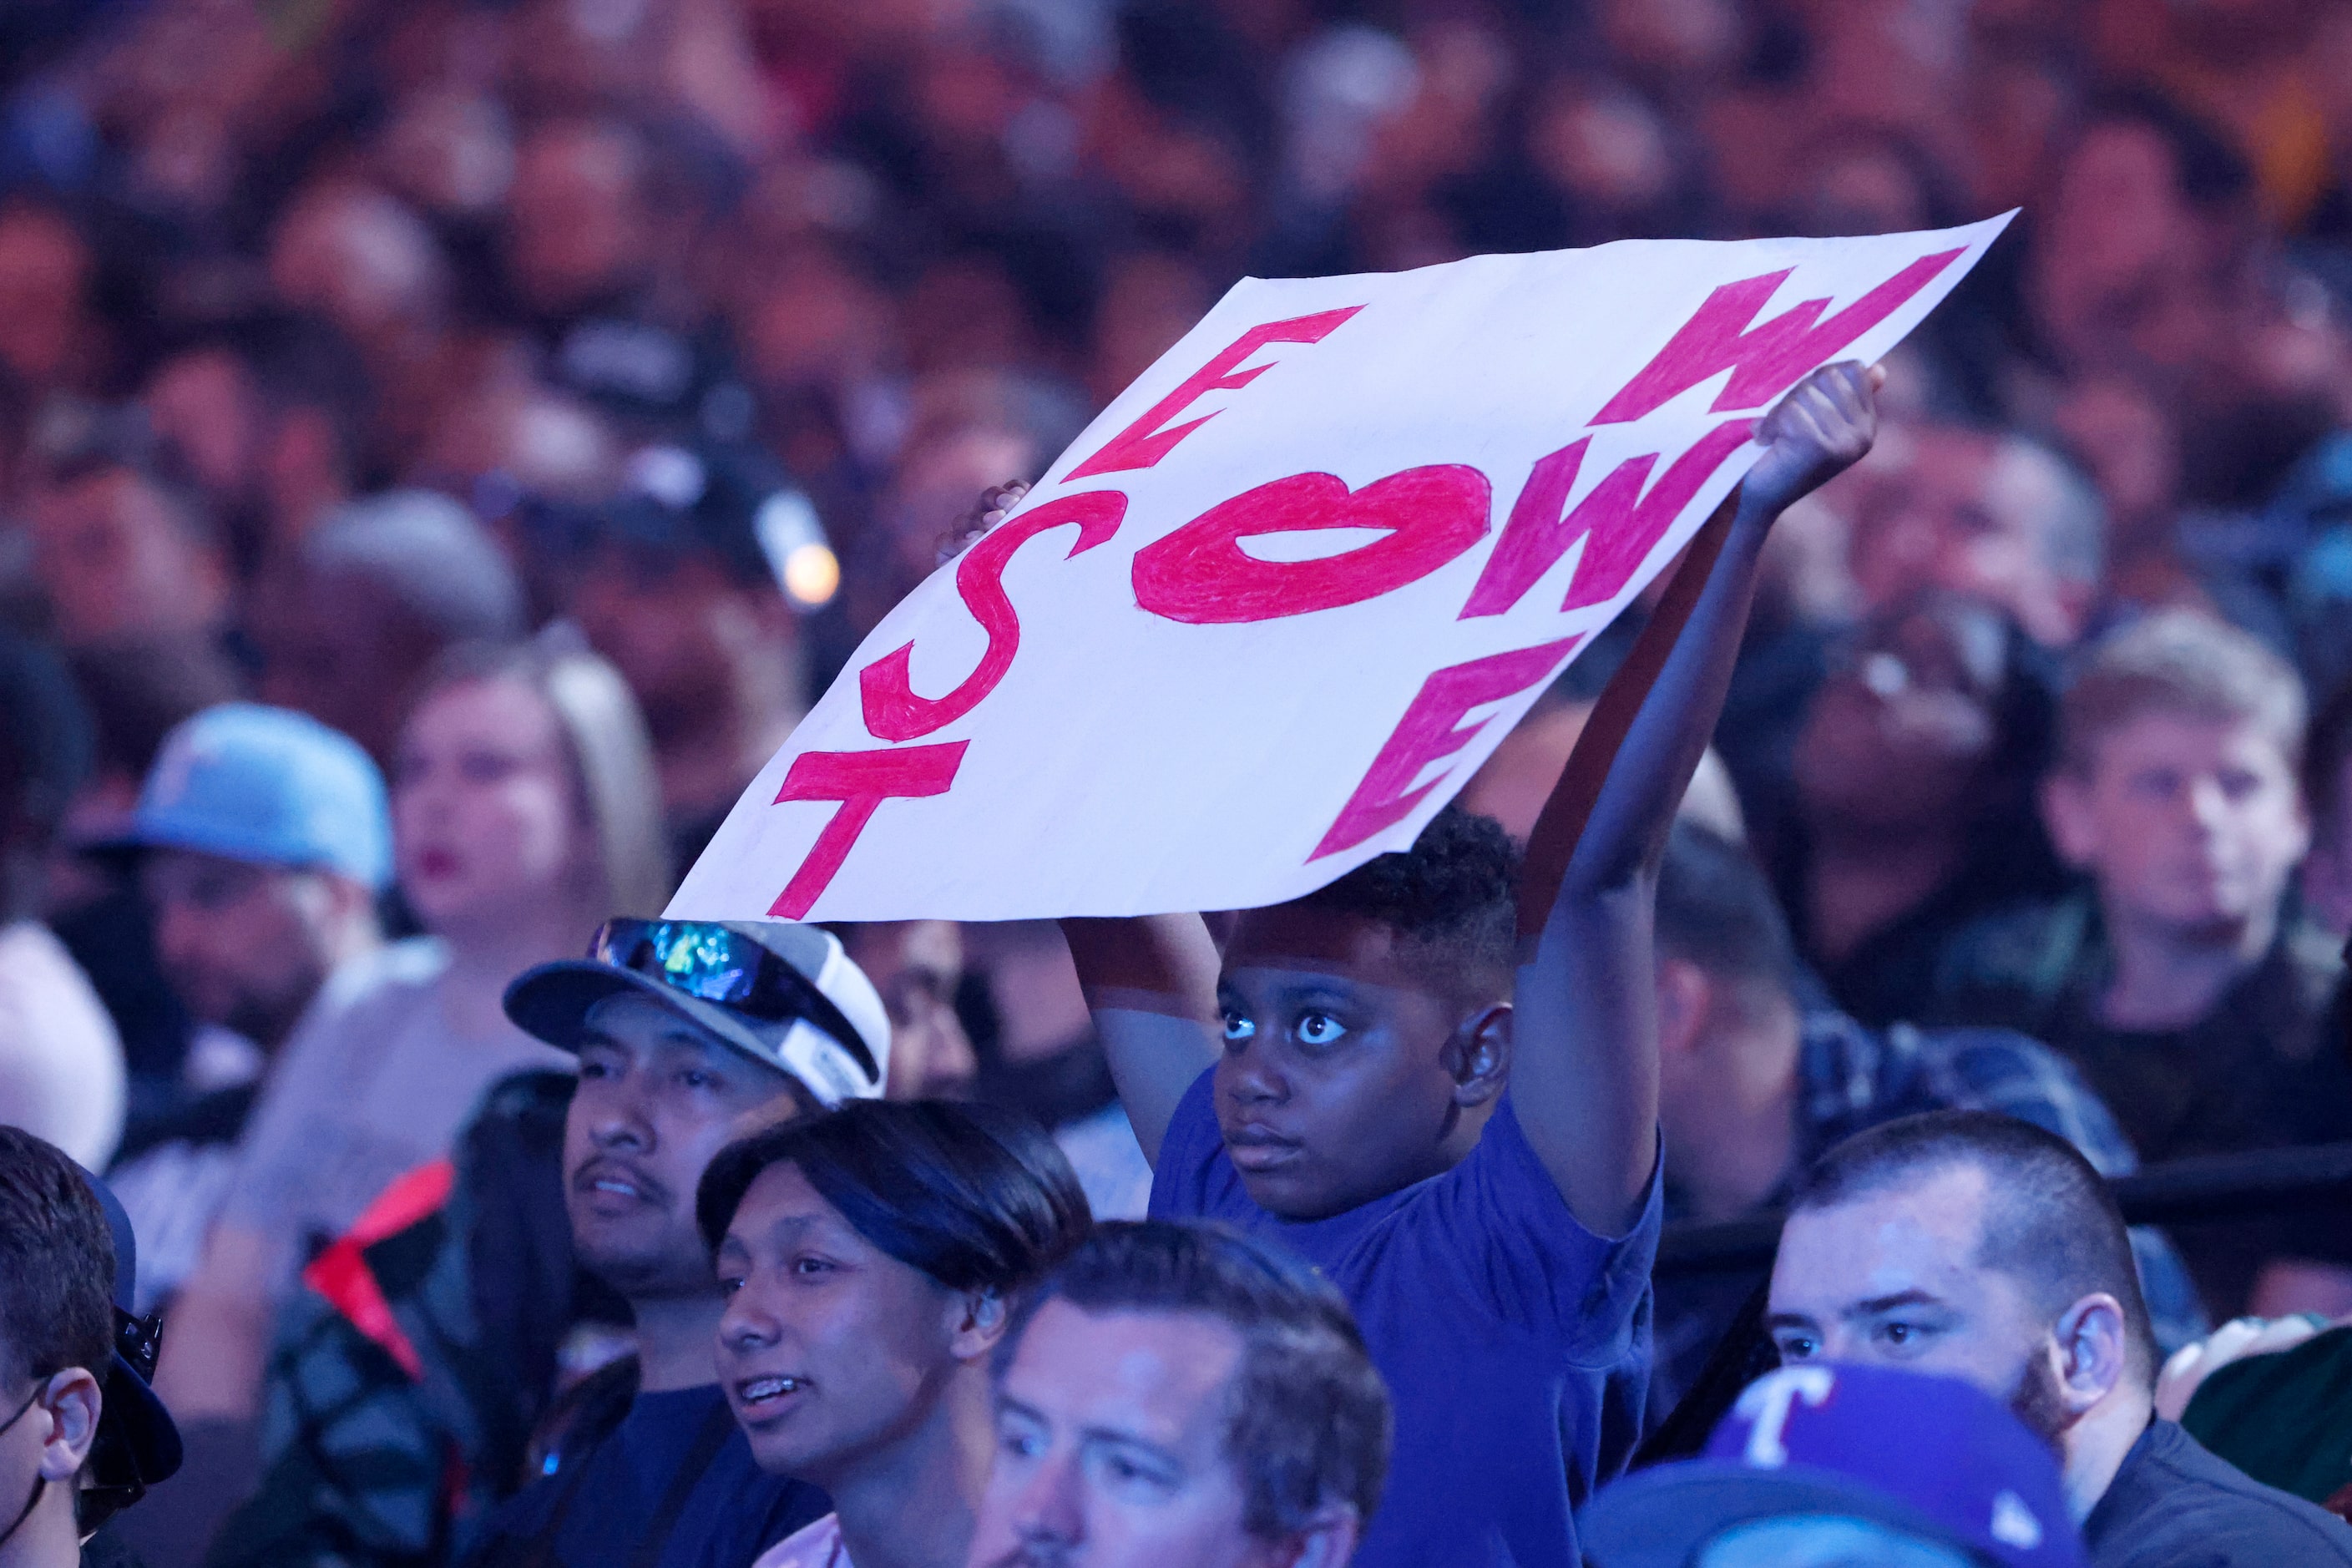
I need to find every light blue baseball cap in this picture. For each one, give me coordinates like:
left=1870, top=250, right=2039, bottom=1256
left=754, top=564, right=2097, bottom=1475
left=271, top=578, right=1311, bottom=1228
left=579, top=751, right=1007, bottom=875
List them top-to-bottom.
left=100, top=703, right=392, bottom=890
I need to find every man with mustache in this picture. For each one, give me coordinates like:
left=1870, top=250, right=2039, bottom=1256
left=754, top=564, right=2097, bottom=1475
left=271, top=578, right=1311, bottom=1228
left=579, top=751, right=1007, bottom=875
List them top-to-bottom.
left=458, top=918, right=893, bottom=1568
left=1765, top=1110, right=2352, bottom=1568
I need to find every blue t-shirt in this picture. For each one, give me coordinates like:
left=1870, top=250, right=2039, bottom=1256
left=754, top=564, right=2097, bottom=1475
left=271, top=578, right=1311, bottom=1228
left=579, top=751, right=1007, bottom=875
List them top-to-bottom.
left=1149, top=1069, right=1662, bottom=1568
left=466, top=1383, right=829, bottom=1568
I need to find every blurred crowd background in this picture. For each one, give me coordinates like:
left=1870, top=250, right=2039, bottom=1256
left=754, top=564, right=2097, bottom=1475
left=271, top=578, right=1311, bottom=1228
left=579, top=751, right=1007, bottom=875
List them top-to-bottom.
left=3, top=0, right=2352, bottom=1373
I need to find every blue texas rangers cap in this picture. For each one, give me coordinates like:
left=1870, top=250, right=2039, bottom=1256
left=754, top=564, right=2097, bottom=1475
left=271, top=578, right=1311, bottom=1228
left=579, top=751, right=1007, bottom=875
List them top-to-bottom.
left=94, top=703, right=392, bottom=890
left=1581, top=1363, right=2086, bottom=1568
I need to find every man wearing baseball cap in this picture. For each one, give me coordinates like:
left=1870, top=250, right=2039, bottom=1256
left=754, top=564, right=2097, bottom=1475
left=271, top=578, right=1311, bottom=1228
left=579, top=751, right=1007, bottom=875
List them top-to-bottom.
left=98, top=703, right=389, bottom=1313
left=448, top=917, right=888, bottom=1568
left=1583, top=1363, right=2085, bottom=1568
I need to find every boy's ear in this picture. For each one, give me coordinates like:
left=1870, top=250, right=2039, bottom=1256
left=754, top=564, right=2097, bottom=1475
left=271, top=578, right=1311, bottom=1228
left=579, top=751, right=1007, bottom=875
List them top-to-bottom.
left=2041, top=770, right=2100, bottom=868
left=1447, top=1004, right=1511, bottom=1107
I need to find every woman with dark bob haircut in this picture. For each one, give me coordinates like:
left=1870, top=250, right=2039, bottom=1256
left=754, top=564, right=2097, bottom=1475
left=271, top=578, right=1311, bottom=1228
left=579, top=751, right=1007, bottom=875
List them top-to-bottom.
left=695, top=1099, right=1092, bottom=1568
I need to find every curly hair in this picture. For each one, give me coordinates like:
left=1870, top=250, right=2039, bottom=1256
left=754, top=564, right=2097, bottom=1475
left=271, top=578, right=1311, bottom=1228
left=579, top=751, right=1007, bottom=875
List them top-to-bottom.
left=1293, top=802, right=1520, bottom=1005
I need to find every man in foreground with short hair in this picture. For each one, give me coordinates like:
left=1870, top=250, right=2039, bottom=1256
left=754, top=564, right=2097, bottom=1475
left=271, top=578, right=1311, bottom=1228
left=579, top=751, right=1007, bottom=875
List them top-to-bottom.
left=1765, top=1110, right=2352, bottom=1566
left=969, top=1221, right=1390, bottom=1568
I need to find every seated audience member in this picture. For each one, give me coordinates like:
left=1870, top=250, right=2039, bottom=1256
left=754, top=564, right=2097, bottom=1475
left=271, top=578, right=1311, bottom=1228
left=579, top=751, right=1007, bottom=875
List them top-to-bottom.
left=137, top=313, right=374, bottom=564
left=1062, top=362, right=1885, bottom=1567
left=1839, top=419, right=2105, bottom=650
left=25, top=429, right=235, bottom=654
left=568, top=450, right=811, bottom=872
left=250, top=490, right=527, bottom=766
left=1776, top=593, right=2066, bottom=1025
left=1924, top=609, right=2347, bottom=1314
left=0, top=630, right=127, bottom=1169
left=159, top=642, right=665, bottom=1426
left=2300, top=680, right=2352, bottom=936
left=101, top=704, right=390, bottom=1312
left=1649, top=822, right=2200, bottom=1412
left=448, top=918, right=890, bottom=1568
left=831, top=921, right=978, bottom=1101
left=696, top=1099, right=1092, bottom=1568
left=1766, top=1110, right=2352, bottom=1566
left=0, top=1125, right=187, bottom=1568
left=966, top=1221, right=1392, bottom=1568
left=2159, top=1311, right=2352, bottom=1519
left=1585, top=1363, right=2085, bottom=1568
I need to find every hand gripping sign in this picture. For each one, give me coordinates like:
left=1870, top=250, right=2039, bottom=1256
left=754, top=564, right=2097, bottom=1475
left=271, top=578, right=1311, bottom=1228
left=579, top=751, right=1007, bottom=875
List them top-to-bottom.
left=671, top=215, right=2014, bottom=923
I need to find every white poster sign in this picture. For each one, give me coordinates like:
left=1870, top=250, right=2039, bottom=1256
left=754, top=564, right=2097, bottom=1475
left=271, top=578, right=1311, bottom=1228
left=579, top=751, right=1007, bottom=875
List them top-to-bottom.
left=671, top=215, right=2014, bottom=922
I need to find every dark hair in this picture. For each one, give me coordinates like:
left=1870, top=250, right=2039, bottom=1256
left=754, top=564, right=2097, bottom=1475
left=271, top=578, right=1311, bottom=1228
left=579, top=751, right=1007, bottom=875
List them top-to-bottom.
left=1295, top=803, right=1520, bottom=1005
left=1657, top=822, right=1797, bottom=994
left=696, top=1100, right=1091, bottom=1294
left=1791, top=1110, right=2157, bottom=1383
left=0, top=1126, right=116, bottom=1386
left=1000, top=1222, right=1391, bottom=1540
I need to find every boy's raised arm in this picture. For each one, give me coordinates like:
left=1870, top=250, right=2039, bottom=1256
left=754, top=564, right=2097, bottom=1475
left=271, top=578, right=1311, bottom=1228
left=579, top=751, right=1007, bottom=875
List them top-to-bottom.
left=1510, top=362, right=1884, bottom=1236
left=1059, top=915, right=1220, bottom=1163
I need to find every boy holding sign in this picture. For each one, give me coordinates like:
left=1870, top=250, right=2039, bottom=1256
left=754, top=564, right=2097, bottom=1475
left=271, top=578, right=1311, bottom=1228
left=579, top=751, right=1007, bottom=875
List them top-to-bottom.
left=1042, top=360, right=1884, bottom=1568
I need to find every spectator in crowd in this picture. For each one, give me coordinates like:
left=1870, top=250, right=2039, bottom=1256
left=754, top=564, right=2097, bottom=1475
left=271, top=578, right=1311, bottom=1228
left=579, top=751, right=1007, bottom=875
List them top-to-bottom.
left=137, top=314, right=376, bottom=566
left=1063, top=362, right=1883, bottom=1568
left=1834, top=422, right=2105, bottom=652
left=25, top=431, right=234, bottom=655
left=568, top=450, right=810, bottom=868
left=250, top=490, right=527, bottom=766
left=1774, top=592, right=2064, bottom=1024
left=1924, top=609, right=2348, bottom=1313
left=0, top=630, right=124, bottom=1169
left=52, top=635, right=245, bottom=1115
left=157, top=640, right=665, bottom=1425
left=99, top=704, right=391, bottom=1313
left=1648, top=821, right=2199, bottom=1413
left=452, top=918, right=893, bottom=1568
left=832, top=921, right=978, bottom=1101
left=697, top=1098, right=1091, bottom=1568
left=1766, top=1110, right=2352, bottom=1566
left=0, top=1125, right=185, bottom=1568
left=966, top=1221, right=1392, bottom=1568
left=1585, top=1362, right=2086, bottom=1568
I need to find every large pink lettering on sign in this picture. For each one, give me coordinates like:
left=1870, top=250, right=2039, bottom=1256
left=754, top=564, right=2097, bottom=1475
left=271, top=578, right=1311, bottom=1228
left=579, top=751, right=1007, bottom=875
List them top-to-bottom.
left=1590, top=249, right=1963, bottom=426
left=1067, top=307, right=1363, bottom=479
left=1459, top=419, right=1751, bottom=619
left=1134, top=465, right=1491, bottom=625
left=860, top=490, right=1129, bottom=742
left=1311, top=636, right=1584, bottom=861
left=767, top=743, right=969, bottom=918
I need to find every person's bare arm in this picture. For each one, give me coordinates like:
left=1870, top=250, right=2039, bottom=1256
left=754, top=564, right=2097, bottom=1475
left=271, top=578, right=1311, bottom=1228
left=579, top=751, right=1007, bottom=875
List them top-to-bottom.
left=1510, top=362, right=1884, bottom=1235
left=1059, top=915, right=1221, bottom=1164
left=153, top=1225, right=277, bottom=1419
